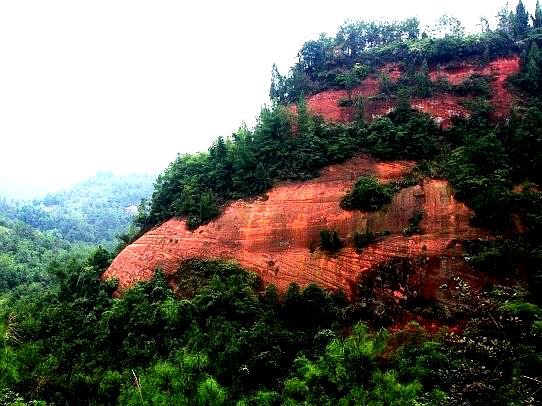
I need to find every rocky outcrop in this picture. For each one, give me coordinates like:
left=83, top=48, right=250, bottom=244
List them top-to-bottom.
left=294, top=56, right=520, bottom=127
left=104, top=155, right=487, bottom=299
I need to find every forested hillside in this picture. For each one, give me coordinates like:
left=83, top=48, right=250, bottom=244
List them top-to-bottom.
left=1, top=2, right=542, bottom=405
left=0, top=172, right=154, bottom=245
left=0, top=213, right=90, bottom=296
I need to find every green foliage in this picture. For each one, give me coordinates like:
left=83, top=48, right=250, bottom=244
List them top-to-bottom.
left=513, top=0, right=531, bottom=38
left=534, top=0, right=542, bottom=29
left=4, top=6, right=542, bottom=405
left=273, top=20, right=517, bottom=102
left=513, top=41, right=542, bottom=92
left=335, top=63, right=369, bottom=99
left=452, top=73, right=494, bottom=97
left=140, top=103, right=367, bottom=230
left=505, top=106, right=542, bottom=184
left=365, top=109, right=439, bottom=160
left=442, top=133, right=512, bottom=228
left=0, top=172, right=154, bottom=245
left=341, top=176, right=394, bottom=211
left=0, top=212, right=89, bottom=294
left=353, top=231, right=375, bottom=250
left=464, top=237, right=525, bottom=276
left=1, top=248, right=540, bottom=405
left=0, top=258, right=348, bottom=405
left=439, top=288, right=541, bottom=404
left=280, top=323, right=422, bottom=405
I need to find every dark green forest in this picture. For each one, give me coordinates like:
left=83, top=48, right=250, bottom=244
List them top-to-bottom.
left=2, top=2, right=542, bottom=405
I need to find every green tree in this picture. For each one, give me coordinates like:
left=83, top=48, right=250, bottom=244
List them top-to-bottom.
left=513, top=0, right=530, bottom=38
left=533, top=0, right=542, bottom=28
left=525, top=42, right=542, bottom=88
left=414, top=59, right=432, bottom=97
left=269, top=63, right=285, bottom=101
left=336, top=63, right=368, bottom=100
left=379, top=72, right=393, bottom=95
left=296, top=97, right=313, bottom=137
left=253, top=162, right=271, bottom=194
left=341, top=176, right=393, bottom=211
left=198, top=191, right=220, bottom=225
left=319, top=229, right=343, bottom=251
left=197, top=377, right=226, bottom=406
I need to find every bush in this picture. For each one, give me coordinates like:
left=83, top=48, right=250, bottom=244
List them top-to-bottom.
left=452, top=73, right=493, bottom=97
left=341, top=176, right=393, bottom=211
left=319, top=229, right=343, bottom=251
left=353, top=231, right=375, bottom=250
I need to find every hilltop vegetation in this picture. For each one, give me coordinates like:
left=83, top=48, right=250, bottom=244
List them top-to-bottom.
left=136, top=0, right=542, bottom=233
left=1, top=2, right=542, bottom=405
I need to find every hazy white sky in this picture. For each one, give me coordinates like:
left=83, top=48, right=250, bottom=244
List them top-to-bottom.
left=0, top=0, right=536, bottom=192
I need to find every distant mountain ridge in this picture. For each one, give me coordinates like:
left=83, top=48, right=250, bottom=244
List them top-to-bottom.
left=0, top=172, right=155, bottom=245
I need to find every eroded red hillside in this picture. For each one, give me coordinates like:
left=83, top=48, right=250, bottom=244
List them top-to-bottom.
left=295, top=56, right=519, bottom=127
left=104, top=155, right=488, bottom=302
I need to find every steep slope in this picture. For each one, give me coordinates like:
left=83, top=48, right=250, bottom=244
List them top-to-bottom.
left=295, top=56, right=520, bottom=127
left=104, top=154, right=487, bottom=300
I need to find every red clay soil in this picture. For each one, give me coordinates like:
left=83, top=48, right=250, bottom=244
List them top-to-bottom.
left=294, top=56, right=520, bottom=127
left=104, top=154, right=488, bottom=300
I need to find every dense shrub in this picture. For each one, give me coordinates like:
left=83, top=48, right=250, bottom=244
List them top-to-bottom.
left=452, top=73, right=494, bottom=97
left=366, top=109, right=439, bottom=160
left=341, top=176, right=394, bottom=211
left=319, top=229, right=343, bottom=251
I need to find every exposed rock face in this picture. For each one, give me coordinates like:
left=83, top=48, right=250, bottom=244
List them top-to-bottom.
left=295, top=56, right=520, bottom=127
left=104, top=155, right=487, bottom=299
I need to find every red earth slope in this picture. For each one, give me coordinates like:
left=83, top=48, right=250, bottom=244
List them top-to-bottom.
left=294, top=56, right=520, bottom=127
left=104, top=155, right=488, bottom=300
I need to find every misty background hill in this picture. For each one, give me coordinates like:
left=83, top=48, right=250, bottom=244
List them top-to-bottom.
left=0, top=172, right=155, bottom=245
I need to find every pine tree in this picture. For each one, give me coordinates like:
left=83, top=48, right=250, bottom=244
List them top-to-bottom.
left=513, top=0, right=530, bottom=38
left=533, top=0, right=542, bottom=28
left=497, top=5, right=514, bottom=34
left=526, top=42, right=542, bottom=88
left=269, top=63, right=285, bottom=101
left=296, top=97, right=313, bottom=137
left=254, top=162, right=271, bottom=194
left=198, top=191, right=219, bottom=223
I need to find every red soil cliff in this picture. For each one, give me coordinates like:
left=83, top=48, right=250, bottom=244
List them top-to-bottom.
left=294, top=56, right=520, bottom=127
left=104, top=155, right=487, bottom=300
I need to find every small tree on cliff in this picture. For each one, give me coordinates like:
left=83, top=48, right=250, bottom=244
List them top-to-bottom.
left=414, top=60, right=432, bottom=97
left=335, top=63, right=368, bottom=101
left=380, top=72, right=393, bottom=96
left=296, top=97, right=313, bottom=137
left=319, top=229, right=343, bottom=252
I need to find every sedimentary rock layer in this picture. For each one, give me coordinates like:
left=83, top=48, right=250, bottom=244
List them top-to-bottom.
left=294, top=56, right=520, bottom=127
left=104, top=155, right=486, bottom=298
